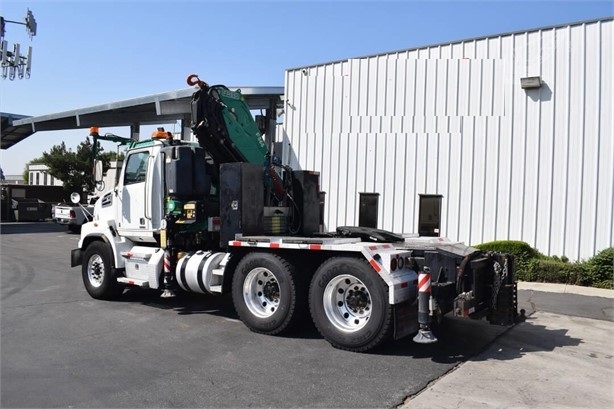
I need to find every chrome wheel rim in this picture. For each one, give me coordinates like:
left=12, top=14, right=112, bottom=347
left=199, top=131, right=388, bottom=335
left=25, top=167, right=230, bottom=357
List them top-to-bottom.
left=87, top=254, right=105, bottom=288
left=243, top=267, right=280, bottom=318
left=323, top=274, right=372, bottom=332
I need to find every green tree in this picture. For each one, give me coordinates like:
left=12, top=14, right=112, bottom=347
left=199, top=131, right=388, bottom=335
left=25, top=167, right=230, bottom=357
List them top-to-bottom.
left=38, top=138, right=113, bottom=200
left=100, top=150, right=125, bottom=163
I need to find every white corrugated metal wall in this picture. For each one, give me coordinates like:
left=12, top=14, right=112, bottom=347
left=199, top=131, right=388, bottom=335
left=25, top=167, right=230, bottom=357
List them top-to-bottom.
left=282, top=18, right=613, bottom=260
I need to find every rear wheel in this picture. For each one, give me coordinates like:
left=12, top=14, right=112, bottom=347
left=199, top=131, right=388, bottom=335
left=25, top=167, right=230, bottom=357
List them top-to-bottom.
left=82, top=241, right=124, bottom=300
left=232, top=252, right=304, bottom=335
left=309, top=257, right=392, bottom=352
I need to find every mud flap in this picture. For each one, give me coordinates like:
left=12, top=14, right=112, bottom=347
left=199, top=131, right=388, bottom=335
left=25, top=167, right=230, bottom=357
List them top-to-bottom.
left=71, top=248, right=83, bottom=267
left=393, top=300, right=419, bottom=340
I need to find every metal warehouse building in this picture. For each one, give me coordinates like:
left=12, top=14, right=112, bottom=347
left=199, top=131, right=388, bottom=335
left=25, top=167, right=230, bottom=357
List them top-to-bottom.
left=281, top=17, right=613, bottom=260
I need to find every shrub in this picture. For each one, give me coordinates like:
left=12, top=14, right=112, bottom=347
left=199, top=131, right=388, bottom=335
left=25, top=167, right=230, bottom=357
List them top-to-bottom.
left=473, top=240, right=541, bottom=281
left=473, top=241, right=613, bottom=289
left=584, top=247, right=614, bottom=289
left=527, top=259, right=586, bottom=285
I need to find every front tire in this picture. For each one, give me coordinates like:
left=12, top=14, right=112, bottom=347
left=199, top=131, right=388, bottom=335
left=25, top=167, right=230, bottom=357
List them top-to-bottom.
left=82, top=241, right=124, bottom=300
left=232, top=252, right=304, bottom=335
left=309, top=257, right=392, bottom=352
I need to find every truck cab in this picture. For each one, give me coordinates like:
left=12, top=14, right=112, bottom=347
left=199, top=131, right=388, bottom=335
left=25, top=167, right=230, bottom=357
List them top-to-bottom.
left=114, top=140, right=165, bottom=241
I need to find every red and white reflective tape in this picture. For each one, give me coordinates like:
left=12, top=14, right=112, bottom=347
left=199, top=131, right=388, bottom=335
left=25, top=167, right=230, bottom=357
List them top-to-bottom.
left=230, top=241, right=322, bottom=250
left=368, top=244, right=393, bottom=251
left=164, top=250, right=171, bottom=273
left=369, top=258, right=382, bottom=273
left=417, top=272, right=431, bottom=293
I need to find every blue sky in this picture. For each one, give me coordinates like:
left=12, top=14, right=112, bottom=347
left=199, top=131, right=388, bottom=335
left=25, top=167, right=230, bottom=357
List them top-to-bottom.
left=1, top=0, right=612, bottom=175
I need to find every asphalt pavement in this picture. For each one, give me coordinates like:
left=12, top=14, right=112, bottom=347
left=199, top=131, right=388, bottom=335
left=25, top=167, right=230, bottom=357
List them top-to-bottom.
left=1, top=221, right=613, bottom=408
left=0, top=222, right=511, bottom=408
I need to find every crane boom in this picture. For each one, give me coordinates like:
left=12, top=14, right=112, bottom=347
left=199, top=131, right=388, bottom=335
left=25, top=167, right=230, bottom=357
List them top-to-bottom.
left=189, top=77, right=269, bottom=166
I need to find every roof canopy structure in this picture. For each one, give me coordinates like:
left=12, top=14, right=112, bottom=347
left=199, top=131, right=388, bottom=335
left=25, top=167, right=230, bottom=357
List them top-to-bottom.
left=1, top=86, right=284, bottom=149
left=1, top=113, right=32, bottom=149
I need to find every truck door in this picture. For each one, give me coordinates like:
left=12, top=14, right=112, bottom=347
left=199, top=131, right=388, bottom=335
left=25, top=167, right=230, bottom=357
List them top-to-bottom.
left=116, top=148, right=160, bottom=241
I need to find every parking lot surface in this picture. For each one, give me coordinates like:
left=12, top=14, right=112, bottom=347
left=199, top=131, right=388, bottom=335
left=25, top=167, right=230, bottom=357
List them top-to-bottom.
left=2, top=222, right=611, bottom=408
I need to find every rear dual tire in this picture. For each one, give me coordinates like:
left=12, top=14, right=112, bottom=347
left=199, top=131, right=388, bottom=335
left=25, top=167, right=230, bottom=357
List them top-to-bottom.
left=230, top=253, right=393, bottom=352
left=309, top=257, right=392, bottom=352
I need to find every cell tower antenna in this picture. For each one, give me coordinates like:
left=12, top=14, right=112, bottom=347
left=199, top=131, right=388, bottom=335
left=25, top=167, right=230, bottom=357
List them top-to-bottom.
left=0, top=8, right=36, bottom=80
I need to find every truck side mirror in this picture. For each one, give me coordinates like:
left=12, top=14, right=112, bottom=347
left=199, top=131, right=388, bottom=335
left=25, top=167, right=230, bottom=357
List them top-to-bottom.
left=94, top=160, right=103, bottom=183
left=94, top=160, right=105, bottom=191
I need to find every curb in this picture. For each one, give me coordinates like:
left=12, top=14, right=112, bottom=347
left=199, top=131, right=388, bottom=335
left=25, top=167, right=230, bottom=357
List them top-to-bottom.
left=517, top=281, right=614, bottom=299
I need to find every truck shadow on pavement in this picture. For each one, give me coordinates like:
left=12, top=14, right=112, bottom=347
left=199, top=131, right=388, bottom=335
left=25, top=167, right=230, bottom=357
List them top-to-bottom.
left=118, top=287, right=328, bottom=340
left=119, top=288, right=240, bottom=320
left=111, top=289, right=583, bottom=358
left=376, top=313, right=582, bottom=361
left=469, top=316, right=584, bottom=361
